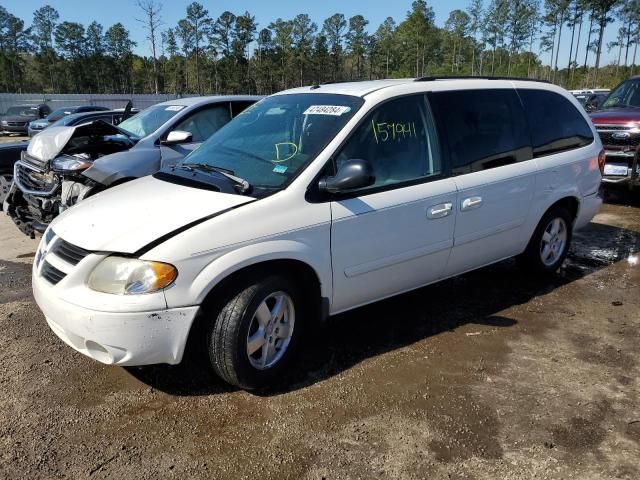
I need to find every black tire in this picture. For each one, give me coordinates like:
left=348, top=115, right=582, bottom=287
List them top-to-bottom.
left=519, top=205, right=573, bottom=275
left=207, top=275, right=304, bottom=389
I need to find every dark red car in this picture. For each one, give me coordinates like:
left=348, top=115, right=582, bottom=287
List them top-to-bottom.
left=590, top=76, right=640, bottom=190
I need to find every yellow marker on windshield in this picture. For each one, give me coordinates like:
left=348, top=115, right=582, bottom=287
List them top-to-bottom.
left=273, top=142, right=298, bottom=163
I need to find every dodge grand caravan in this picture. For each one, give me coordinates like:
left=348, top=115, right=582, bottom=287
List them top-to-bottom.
left=33, top=78, right=603, bottom=389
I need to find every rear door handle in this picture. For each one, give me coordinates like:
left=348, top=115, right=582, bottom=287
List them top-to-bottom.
left=461, top=196, right=483, bottom=211
left=427, top=202, right=453, bottom=219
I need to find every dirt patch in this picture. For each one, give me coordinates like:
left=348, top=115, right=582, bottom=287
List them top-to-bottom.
left=0, top=202, right=639, bottom=479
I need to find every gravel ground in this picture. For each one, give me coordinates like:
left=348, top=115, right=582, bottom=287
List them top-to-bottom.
left=0, top=135, right=29, bottom=144
left=0, top=191, right=639, bottom=479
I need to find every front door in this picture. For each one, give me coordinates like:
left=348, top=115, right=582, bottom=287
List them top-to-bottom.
left=328, top=94, right=456, bottom=313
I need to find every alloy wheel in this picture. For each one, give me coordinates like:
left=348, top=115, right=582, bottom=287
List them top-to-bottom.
left=539, top=217, right=567, bottom=267
left=246, top=291, right=295, bottom=370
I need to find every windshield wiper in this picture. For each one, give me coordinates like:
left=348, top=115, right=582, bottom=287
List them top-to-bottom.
left=178, top=163, right=252, bottom=194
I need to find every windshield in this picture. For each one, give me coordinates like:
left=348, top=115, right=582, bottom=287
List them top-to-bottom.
left=601, top=79, right=640, bottom=109
left=180, top=93, right=363, bottom=190
left=117, top=104, right=184, bottom=138
left=5, top=106, right=38, bottom=117
left=47, top=107, right=75, bottom=121
left=49, top=113, right=86, bottom=127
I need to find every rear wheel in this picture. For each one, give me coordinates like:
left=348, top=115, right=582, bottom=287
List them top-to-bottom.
left=520, top=206, right=573, bottom=274
left=206, top=275, right=303, bottom=389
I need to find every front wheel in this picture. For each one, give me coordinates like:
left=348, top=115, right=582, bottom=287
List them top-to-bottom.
left=519, top=206, right=573, bottom=274
left=206, top=275, right=303, bottom=389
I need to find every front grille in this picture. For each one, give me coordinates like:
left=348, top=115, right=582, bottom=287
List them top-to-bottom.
left=7, top=121, right=26, bottom=127
left=595, top=124, right=632, bottom=131
left=595, top=126, right=640, bottom=149
left=14, top=161, right=58, bottom=194
left=51, top=238, right=90, bottom=265
left=41, top=261, right=66, bottom=285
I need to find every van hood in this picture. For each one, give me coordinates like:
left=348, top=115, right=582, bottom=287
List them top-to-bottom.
left=51, top=175, right=254, bottom=253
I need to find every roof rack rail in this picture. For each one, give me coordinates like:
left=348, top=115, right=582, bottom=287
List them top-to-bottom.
left=414, top=75, right=550, bottom=83
left=321, top=79, right=373, bottom=85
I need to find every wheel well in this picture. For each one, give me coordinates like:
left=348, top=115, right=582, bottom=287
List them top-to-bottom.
left=548, top=196, right=579, bottom=224
left=183, top=259, right=323, bottom=362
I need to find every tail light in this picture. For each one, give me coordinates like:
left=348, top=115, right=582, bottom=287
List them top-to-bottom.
left=598, top=149, right=606, bottom=176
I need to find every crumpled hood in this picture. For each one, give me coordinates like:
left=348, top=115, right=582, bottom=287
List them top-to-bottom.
left=26, top=121, right=129, bottom=161
left=27, top=126, right=76, bottom=160
left=50, top=175, right=254, bottom=253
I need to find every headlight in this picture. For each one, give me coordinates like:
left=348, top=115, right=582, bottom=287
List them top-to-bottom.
left=1, top=120, right=7, bottom=126
left=51, top=156, right=92, bottom=171
left=88, top=256, right=177, bottom=295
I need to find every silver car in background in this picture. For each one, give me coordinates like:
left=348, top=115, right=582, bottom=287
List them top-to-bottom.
left=5, top=95, right=261, bottom=237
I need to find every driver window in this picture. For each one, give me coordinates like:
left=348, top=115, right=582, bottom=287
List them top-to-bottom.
left=335, top=94, right=441, bottom=190
left=172, top=105, right=231, bottom=143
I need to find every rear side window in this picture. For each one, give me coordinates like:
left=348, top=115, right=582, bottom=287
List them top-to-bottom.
left=430, top=89, right=532, bottom=175
left=518, top=89, right=594, bottom=157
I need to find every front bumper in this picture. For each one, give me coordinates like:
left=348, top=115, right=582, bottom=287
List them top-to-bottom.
left=1, top=124, right=29, bottom=134
left=600, top=149, right=640, bottom=189
left=33, top=270, right=200, bottom=366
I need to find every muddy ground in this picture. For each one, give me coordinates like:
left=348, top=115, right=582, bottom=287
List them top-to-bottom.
left=0, top=190, right=639, bottom=479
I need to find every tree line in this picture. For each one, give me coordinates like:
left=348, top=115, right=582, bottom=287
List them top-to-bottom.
left=0, top=0, right=638, bottom=96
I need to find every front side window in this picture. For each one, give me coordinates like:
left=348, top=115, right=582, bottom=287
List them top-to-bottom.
left=601, top=78, right=640, bottom=109
left=430, top=89, right=532, bottom=175
left=518, top=89, right=594, bottom=157
left=181, top=93, right=363, bottom=190
left=333, top=94, right=441, bottom=189
left=118, top=104, right=185, bottom=138
left=172, top=105, right=231, bottom=142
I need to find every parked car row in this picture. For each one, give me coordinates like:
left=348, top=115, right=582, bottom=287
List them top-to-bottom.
left=18, top=78, right=605, bottom=390
left=0, top=104, right=51, bottom=135
left=27, top=105, right=111, bottom=136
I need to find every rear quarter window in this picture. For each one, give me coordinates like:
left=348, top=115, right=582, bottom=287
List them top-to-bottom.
left=429, top=89, right=532, bottom=175
left=518, top=89, right=594, bottom=157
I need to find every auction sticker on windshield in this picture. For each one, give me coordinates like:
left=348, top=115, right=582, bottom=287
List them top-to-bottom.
left=303, top=105, right=351, bottom=116
left=165, top=106, right=185, bottom=111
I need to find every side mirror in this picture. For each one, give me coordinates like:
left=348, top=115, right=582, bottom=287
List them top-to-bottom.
left=162, top=130, right=192, bottom=145
left=318, top=159, right=375, bottom=194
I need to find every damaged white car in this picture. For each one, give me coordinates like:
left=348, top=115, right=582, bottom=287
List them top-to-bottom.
left=4, top=95, right=260, bottom=237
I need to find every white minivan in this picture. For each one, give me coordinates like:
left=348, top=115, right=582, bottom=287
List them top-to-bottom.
left=33, top=78, right=603, bottom=389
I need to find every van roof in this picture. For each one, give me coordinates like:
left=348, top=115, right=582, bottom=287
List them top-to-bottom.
left=277, top=77, right=559, bottom=98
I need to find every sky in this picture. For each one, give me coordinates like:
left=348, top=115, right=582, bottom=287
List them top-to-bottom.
left=3, top=0, right=625, bottom=68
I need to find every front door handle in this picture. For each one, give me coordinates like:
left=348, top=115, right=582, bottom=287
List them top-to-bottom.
left=461, top=196, right=483, bottom=211
left=427, top=202, right=453, bottom=219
